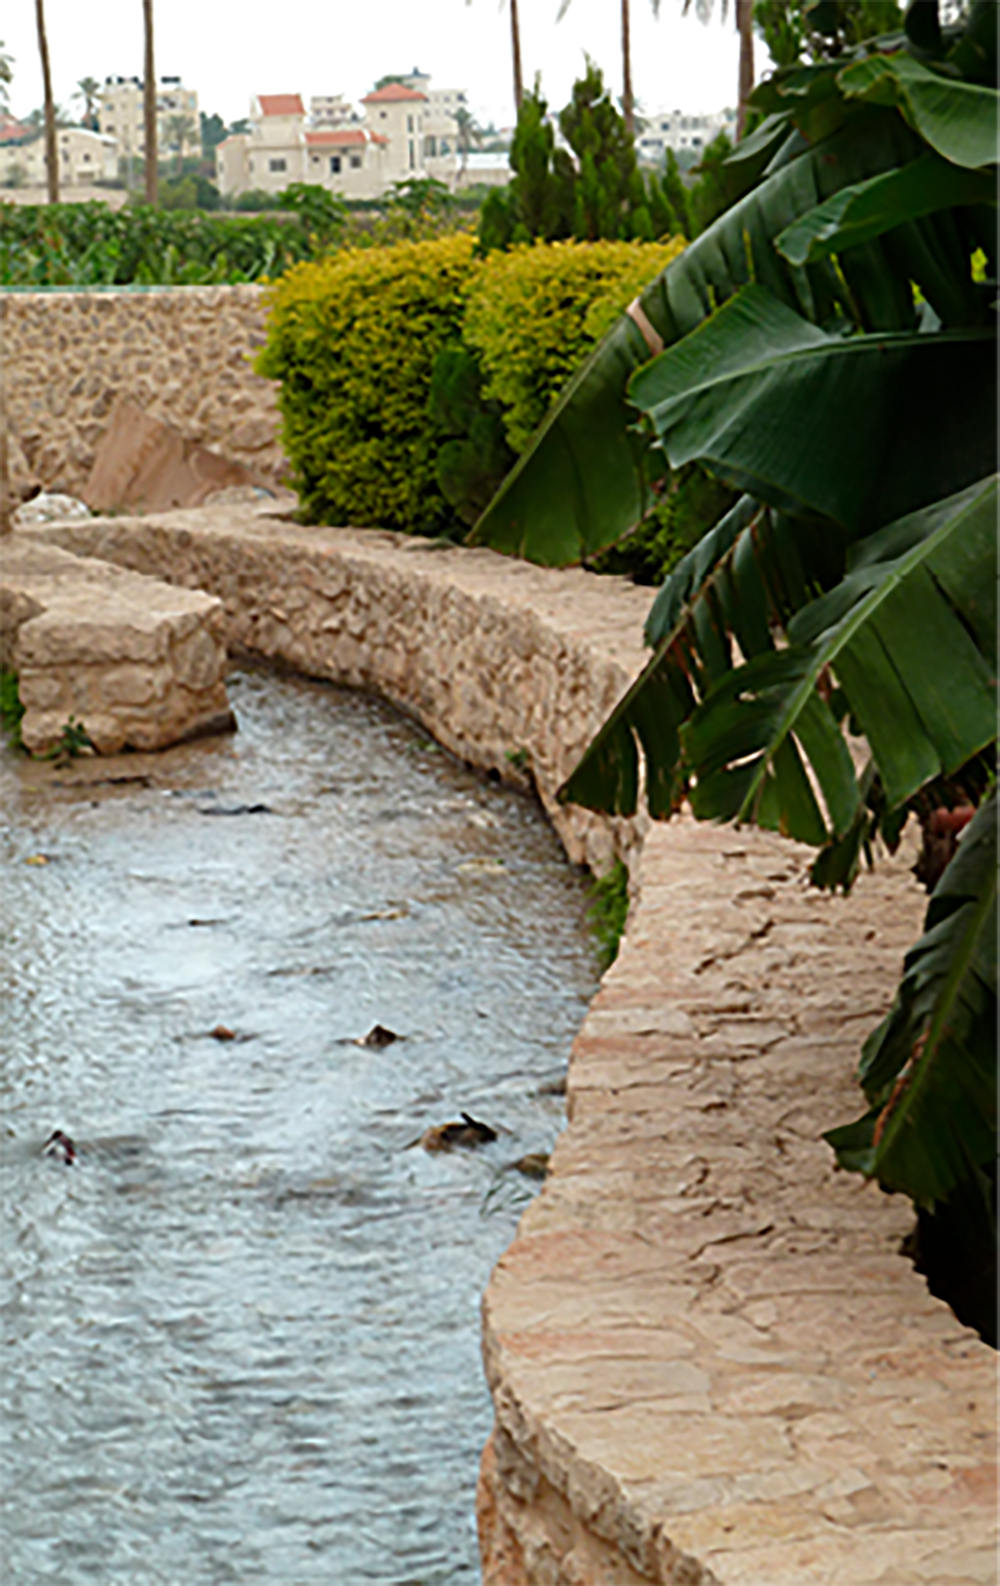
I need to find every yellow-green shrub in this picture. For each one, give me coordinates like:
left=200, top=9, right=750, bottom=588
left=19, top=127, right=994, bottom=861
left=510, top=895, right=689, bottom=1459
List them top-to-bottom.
left=256, top=233, right=685, bottom=534
left=257, top=235, right=479, bottom=532
left=463, top=237, right=685, bottom=454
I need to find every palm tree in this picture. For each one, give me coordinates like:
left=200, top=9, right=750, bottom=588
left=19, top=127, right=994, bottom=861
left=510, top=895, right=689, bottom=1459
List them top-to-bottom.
left=34, top=0, right=58, bottom=203
left=142, top=0, right=157, bottom=204
left=468, top=0, right=523, bottom=116
left=557, top=0, right=638, bottom=138
left=682, top=0, right=754, bottom=138
left=0, top=41, right=14, bottom=116
left=74, top=75, right=101, bottom=130
left=454, top=104, right=483, bottom=175
left=164, top=110, right=196, bottom=175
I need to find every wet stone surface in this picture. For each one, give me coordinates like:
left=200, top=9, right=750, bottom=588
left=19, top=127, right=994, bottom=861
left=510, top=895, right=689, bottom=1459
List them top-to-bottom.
left=0, top=665, right=600, bottom=1584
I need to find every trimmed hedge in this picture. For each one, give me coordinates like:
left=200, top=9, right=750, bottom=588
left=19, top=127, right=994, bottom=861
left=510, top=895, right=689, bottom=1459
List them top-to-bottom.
left=258, top=234, right=686, bottom=535
left=258, top=235, right=477, bottom=533
left=465, top=238, right=685, bottom=453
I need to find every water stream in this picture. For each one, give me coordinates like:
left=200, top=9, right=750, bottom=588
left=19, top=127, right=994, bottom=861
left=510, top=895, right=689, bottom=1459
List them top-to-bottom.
left=0, top=666, right=599, bottom=1584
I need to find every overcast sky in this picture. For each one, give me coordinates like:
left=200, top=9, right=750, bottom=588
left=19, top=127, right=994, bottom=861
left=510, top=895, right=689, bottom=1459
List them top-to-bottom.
left=3, top=0, right=763, bottom=132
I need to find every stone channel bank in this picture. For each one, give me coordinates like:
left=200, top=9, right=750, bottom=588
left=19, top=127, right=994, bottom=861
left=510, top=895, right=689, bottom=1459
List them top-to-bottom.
left=2, top=287, right=995, bottom=1585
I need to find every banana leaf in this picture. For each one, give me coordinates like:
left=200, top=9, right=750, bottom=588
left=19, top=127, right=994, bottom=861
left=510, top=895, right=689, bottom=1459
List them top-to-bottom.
left=837, top=51, right=1000, bottom=169
left=470, top=103, right=921, bottom=565
left=774, top=152, right=996, bottom=267
left=629, top=284, right=997, bottom=532
left=685, top=475, right=998, bottom=829
left=560, top=477, right=997, bottom=843
left=559, top=500, right=820, bottom=822
left=825, top=791, right=997, bottom=1208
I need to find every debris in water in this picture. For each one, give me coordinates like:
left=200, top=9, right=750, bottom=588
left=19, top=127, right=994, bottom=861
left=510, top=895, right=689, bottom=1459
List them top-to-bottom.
left=197, top=803, right=274, bottom=817
left=456, top=858, right=506, bottom=876
left=356, top=1024, right=400, bottom=1048
left=411, top=1112, right=498, bottom=1152
left=43, top=1129, right=76, bottom=1166
left=511, top=1152, right=549, bottom=1180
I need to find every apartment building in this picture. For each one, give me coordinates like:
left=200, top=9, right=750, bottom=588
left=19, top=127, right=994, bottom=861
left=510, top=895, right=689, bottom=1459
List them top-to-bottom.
left=97, top=75, right=202, bottom=166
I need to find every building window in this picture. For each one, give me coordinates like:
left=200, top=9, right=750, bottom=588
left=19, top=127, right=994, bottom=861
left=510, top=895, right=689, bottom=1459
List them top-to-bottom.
left=407, top=115, right=414, bottom=132
left=425, top=135, right=436, bottom=158
left=409, top=140, right=415, bottom=169
left=349, top=153, right=362, bottom=169
left=330, top=154, right=341, bottom=173
left=269, top=157, right=287, bottom=172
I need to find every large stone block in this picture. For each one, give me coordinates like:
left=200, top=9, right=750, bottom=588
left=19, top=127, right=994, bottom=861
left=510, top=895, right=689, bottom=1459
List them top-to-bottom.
left=0, top=535, right=233, bottom=756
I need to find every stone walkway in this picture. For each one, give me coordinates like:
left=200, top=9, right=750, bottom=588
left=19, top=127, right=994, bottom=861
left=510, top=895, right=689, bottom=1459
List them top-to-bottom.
left=12, top=506, right=997, bottom=1585
left=479, top=817, right=995, bottom=1585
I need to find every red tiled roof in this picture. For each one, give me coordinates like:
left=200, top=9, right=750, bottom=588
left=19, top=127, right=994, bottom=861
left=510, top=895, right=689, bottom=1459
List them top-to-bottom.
left=361, top=84, right=427, bottom=104
left=257, top=94, right=305, bottom=117
left=0, top=117, right=32, bottom=145
left=305, top=129, right=367, bottom=147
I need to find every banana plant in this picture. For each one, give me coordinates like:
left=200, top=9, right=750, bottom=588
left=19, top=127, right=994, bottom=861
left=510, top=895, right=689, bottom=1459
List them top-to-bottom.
left=472, top=1, right=998, bottom=1257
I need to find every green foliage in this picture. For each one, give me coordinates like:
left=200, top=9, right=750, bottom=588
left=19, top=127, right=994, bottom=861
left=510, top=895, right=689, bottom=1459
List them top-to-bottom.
left=754, top=0, right=906, bottom=66
left=559, top=60, right=651, bottom=241
left=479, top=66, right=681, bottom=252
left=478, top=84, right=576, bottom=250
left=200, top=111, right=228, bottom=153
left=687, top=130, right=737, bottom=236
left=276, top=183, right=347, bottom=249
left=0, top=201, right=317, bottom=285
left=257, top=235, right=479, bottom=532
left=464, top=237, right=685, bottom=454
left=429, top=344, right=514, bottom=527
left=590, top=463, right=738, bottom=585
left=0, top=668, right=24, bottom=750
left=586, top=858, right=630, bottom=968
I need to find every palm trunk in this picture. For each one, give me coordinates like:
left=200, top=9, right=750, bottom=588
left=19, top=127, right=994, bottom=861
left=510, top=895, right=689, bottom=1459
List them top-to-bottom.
left=35, top=0, right=58, bottom=204
left=143, top=0, right=158, bottom=204
left=510, top=0, right=524, bottom=114
left=621, top=0, right=634, bottom=138
left=735, top=0, right=755, bottom=139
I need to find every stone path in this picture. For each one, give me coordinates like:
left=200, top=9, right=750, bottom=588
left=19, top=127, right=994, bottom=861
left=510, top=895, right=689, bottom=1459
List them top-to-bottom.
left=12, top=505, right=997, bottom=1585
left=479, top=817, right=996, bottom=1585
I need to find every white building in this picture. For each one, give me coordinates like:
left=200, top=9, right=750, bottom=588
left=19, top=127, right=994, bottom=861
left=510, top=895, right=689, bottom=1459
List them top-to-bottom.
left=98, top=75, right=202, bottom=167
left=216, top=76, right=467, bottom=203
left=636, top=107, right=737, bottom=165
left=0, top=124, right=118, bottom=188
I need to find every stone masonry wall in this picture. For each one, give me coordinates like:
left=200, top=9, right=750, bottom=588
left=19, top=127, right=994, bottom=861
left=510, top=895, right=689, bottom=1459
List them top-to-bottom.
left=0, top=287, right=284, bottom=498
left=21, top=505, right=652, bottom=876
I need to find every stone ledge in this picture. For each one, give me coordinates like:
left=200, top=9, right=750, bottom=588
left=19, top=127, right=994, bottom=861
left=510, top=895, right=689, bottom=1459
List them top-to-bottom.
left=17, top=506, right=997, bottom=1585
left=1, top=535, right=233, bottom=754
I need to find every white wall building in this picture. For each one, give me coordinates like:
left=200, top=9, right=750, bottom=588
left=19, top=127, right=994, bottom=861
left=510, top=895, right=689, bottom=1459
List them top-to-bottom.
left=217, top=76, right=467, bottom=203
left=636, top=107, right=737, bottom=165
left=0, top=125, right=118, bottom=188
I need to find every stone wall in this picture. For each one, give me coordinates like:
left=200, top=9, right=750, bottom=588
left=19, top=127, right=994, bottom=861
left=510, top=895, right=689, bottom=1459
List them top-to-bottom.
left=0, top=287, right=284, bottom=499
left=20, top=505, right=651, bottom=876
left=17, top=506, right=997, bottom=1585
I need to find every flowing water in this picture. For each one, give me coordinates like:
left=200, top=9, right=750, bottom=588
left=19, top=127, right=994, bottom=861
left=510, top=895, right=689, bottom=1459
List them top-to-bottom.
left=0, top=666, right=599, bottom=1584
